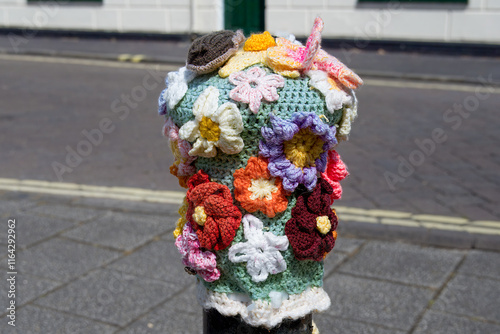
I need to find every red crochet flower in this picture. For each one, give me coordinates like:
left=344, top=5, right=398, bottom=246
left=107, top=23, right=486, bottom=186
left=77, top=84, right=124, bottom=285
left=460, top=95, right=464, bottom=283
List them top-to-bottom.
left=321, top=150, right=349, bottom=204
left=186, top=170, right=242, bottom=251
left=285, top=178, right=338, bottom=261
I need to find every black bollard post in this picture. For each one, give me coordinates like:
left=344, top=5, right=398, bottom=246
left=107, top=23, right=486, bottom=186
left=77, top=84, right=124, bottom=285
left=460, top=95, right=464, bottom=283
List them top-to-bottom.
left=203, top=309, right=313, bottom=334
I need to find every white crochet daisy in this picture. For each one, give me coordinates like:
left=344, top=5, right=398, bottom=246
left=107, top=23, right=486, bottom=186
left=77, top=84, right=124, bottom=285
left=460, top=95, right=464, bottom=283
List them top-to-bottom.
left=179, top=86, right=244, bottom=158
left=228, top=214, right=289, bottom=283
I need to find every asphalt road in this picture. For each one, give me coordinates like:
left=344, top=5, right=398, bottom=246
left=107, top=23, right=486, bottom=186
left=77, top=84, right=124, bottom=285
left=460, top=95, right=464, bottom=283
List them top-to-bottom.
left=1, top=55, right=499, bottom=221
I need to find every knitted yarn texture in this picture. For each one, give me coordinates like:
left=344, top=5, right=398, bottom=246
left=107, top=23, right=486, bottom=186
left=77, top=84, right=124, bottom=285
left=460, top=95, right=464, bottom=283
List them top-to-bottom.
left=158, top=17, right=361, bottom=330
left=187, top=30, right=245, bottom=74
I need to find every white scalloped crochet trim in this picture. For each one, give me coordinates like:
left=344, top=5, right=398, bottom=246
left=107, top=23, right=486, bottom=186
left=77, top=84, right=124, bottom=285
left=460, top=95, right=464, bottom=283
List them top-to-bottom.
left=196, top=283, right=331, bottom=329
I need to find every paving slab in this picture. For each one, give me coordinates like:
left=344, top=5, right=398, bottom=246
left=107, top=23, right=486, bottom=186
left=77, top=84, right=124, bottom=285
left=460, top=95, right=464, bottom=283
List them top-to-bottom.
left=0, top=199, right=37, bottom=217
left=26, top=204, right=106, bottom=222
left=62, top=211, right=170, bottom=251
left=0, top=213, right=80, bottom=249
left=422, top=228, right=475, bottom=250
left=474, top=233, right=500, bottom=252
left=17, top=237, right=121, bottom=282
left=109, top=237, right=190, bottom=286
left=332, top=237, right=365, bottom=254
left=339, top=241, right=464, bottom=288
left=457, top=250, right=500, bottom=280
left=324, top=252, right=349, bottom=277
left=35, top=268, right=176, bottom=327
left=0, top=272, right=61, bottom=308
left=324, top=273, right=433, bottom=331
left=433, top=274, right=500, bottom=323
left=117, top=284, right=202, bottom=334
left=0, top=304, right=117, bottom=334
left=118, top=306, right=201, bottom=334
left=413, top=310, right=500, bottom=334
left=314, top=314, right=405, bottom=334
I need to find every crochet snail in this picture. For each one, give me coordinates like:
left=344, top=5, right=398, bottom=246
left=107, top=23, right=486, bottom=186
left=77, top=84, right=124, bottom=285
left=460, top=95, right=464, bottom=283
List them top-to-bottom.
left=158, top=17, right=362, bottom=330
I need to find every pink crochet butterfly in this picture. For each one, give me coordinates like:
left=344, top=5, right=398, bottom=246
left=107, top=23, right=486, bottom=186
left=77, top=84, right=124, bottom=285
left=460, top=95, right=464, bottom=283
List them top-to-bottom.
left=267, top=17, right=363, bottom=89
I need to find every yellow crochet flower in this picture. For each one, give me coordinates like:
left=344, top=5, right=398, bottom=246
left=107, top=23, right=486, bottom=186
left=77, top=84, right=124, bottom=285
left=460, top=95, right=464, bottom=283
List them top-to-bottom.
left=244, top=31, right=276, bottom=51
left=173, top=197, right=189, bottom=238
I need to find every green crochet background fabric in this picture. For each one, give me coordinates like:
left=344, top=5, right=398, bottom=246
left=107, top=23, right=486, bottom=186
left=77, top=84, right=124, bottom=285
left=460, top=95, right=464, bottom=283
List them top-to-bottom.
left=168, top=65, right=344, bottom=301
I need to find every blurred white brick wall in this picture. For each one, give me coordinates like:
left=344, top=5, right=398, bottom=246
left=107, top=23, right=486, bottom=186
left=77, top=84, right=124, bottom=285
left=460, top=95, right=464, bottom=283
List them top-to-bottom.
left=0, top=0, right=498, bottom=43
left=0, top=0, right=222, bottom=34
left=267, top=0, right=500, bottom=43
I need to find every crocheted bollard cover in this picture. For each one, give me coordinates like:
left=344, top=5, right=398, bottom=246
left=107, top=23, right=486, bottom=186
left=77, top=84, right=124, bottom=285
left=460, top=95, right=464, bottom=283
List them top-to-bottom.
left=157, top=18, right=362, bottom=330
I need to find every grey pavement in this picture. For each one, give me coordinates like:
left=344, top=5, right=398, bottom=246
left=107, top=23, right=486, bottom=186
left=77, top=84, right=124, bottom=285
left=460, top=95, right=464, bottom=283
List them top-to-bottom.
left=1, top=191, right=500, bottom=333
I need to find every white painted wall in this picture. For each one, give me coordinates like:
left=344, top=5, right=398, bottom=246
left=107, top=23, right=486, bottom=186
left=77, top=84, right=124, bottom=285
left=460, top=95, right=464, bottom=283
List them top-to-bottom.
left=0, top=0, right=499, bottom=44
left=0, top=0, right=223, bottom=34
left=266, top=0, right=500, bottom=44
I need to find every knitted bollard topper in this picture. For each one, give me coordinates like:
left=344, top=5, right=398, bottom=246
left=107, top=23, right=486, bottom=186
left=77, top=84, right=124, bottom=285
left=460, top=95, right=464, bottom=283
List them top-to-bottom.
left=158, top=17, right=362, bottom=329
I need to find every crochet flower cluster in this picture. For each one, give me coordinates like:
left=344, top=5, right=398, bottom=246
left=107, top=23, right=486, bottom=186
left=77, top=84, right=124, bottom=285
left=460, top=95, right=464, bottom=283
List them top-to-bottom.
left=160, top=17, right=359, bottom=302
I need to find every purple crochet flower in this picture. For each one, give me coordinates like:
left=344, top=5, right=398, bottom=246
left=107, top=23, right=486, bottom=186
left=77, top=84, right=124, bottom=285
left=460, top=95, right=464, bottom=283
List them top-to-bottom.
left=158, top=88, right=167, bottom=115
left=259, top=112, right=337, bottom=192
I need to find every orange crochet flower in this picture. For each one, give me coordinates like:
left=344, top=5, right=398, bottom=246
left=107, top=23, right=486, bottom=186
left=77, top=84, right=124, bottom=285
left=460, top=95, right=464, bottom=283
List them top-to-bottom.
left=233, top=157, right=289, bottom=218
left=170, top=164, right=190, bottom=188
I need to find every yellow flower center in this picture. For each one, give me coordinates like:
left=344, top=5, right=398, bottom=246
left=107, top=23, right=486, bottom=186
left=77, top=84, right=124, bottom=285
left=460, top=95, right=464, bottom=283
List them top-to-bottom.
left=244, top=31, right=277, bottom=51
left=199, top=116, right=221, bottom=142
left=284, top=128, right=325, bottom=168
left=248, top=178, right=278, bottom=200
left=193, top=206, right=207, bottom=226
left=316, top=216, right=331, bottom=235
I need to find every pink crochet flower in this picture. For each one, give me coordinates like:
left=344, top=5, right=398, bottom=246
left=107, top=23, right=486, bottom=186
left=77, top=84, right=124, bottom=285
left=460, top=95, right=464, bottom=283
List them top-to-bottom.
left=229, top=67, right=285, bottom=114
left=163, top=118, right=196, bottom=186
left=321, top=150, right=349, bottom=204
left=175, top=222, right=221, bottom=282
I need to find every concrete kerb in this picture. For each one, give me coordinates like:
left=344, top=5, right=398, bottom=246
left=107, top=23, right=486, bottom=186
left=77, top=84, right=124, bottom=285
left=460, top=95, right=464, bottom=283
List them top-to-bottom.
left=2, top=187, right=500, bottom=252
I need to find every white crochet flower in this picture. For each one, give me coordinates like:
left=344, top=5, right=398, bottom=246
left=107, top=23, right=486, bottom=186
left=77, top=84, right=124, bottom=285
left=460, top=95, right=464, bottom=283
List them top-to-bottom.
left=164, top=66, right=197, bottom=110
left=306, top=70, right=358, bottom=141
left=307, top=70, right=353, bottom=112
left=179, top=86, right=244, bottom=158
left=338, top=92, right=358, bottom=141
left=228, top=214, right=289, bottom=283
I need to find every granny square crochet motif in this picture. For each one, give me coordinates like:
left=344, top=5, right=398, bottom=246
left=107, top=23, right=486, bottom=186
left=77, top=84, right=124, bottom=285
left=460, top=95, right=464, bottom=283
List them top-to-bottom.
left=158, top=17, right=362, bottom=329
